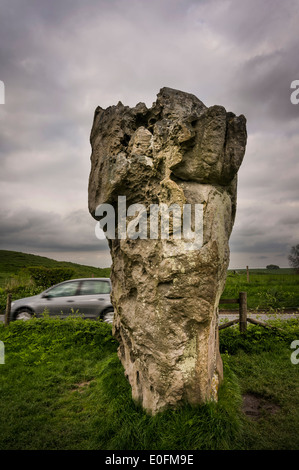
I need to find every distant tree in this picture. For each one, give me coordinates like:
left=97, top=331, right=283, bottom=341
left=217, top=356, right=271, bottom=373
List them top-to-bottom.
left=288, top=244, right=299, bottom=274
left=266, top=264, right=280, bottom=270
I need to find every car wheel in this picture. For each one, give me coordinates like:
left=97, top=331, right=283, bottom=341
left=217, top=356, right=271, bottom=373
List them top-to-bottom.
left=101, top=308, right=114, bottom=324
left=15, top=309, right=33, bottom=321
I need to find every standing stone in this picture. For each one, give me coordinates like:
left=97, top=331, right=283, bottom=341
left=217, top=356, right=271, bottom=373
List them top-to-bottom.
left=88, top=87, right=247, bottom=414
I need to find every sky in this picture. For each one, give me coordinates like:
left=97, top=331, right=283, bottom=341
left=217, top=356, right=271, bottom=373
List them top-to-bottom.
left=0, top=0, right=298, bottom=269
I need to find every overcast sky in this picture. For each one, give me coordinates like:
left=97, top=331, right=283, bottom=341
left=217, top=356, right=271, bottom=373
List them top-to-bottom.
left=0, top=0, right=298, bottom=269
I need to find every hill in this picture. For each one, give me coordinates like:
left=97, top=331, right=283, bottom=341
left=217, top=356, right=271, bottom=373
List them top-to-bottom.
left=0, top=250, right=111, bottom=287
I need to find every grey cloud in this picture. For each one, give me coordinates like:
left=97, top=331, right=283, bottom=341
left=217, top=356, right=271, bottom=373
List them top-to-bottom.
left=186, top=0, right=299, bottom=128
left=230, top=237, right=290, bottom=254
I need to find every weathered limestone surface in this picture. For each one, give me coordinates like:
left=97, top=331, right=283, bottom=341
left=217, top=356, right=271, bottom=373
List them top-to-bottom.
left=88, top=87, right=247, bottom=414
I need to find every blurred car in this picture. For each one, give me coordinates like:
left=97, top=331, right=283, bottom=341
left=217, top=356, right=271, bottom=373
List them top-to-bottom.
left=10, top=278, right=114, bottom=324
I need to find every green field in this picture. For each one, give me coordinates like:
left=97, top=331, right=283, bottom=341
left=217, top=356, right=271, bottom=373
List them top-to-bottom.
left=0, top=250, right=298, bottom=313
left=1, top=316, right=299, bottom=450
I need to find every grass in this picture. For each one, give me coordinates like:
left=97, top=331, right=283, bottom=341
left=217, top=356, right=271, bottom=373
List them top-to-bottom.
left=1, top=316, right=299, bottom=450
left=219, top=318, right=299, bottom=449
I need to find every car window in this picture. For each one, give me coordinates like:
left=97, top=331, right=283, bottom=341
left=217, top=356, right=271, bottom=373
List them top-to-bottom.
left=79, top=280, right=111, bottom=295
left=47, top=281, right=80, bottom=298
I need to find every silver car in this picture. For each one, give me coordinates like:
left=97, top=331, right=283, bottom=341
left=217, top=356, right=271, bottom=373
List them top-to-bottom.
left=10, top=278, right=114, bottom=324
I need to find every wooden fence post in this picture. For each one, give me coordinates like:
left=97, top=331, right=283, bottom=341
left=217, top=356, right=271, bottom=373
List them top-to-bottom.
left=239, top=291, right=247, bottom=333
left=4, top=293, right=12, bottom=327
